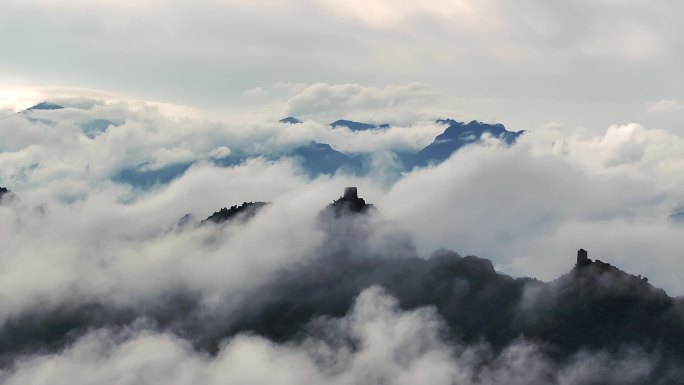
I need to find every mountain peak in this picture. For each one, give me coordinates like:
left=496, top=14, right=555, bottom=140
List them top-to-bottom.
left=26, top=102, right=64, bottom=111
left=279, top=117, right=302, bottom=124
left=411, top=119, right=525, bottom=168
left=330, top=120, right=389, bottom=131
left=290, top=141, right=364, bottom=177
left=0, top=187, right=16, bottom=204
left=326, top=187, right=374, bottom=217
left=201, top=201, right=269, bottom=225
left=574, top=248, right=650, bottom=285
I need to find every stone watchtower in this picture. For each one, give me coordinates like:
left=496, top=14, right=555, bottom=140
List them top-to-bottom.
left=343, top=187, right=358, bottom=200
left=576, top=248, right=591, bottom=267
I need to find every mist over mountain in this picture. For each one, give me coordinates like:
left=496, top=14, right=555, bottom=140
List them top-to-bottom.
left=3, top=0, right=683, bottom=381
left=4, top=95, right=684, bottom=383
left=25, top=102, right=64, bottom=111
left=10, top=103, right=523, bottom=187
left=279, top=117, right=303, bottom=124
left=79, top=119, right=117, bottom=139
left=330, top=119, right=391, bottom=131
left=412, top=119, right=525, bottom=168
left=288, top=141, right=365, bottom=177
left=113, top=161, right=195, bottom=188
left=0, top=187, right=683, bottom=383
left=201, top=201, right=269, bottom=225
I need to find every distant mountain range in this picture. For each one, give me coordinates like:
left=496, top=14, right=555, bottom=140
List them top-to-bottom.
left=20, top=102, right=119, bottom=139
left=26, top=102, right=64, bottom=111
left=16, top=103, right=523, bottom=187
left=111, top=117, right=523, bottom=188
left=281, top=117, right=524, bottom=176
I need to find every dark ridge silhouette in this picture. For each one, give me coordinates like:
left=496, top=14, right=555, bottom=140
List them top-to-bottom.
left=26, top=102, right=64, bottom=111
left=279, top=117, right=302, bottom=124
left=411, top=119, right=525, bottom=168
left=330, top=120, right=389, bottom=131
left=2, top=188, right=684, bottom=380
left=201, top=201, right=269, bottom=225
left=4, top=245, right=684, bottom=374
left=218, top=246, right=684, bottom=382
left=575, top=248, right=648, bottom=282
left=517, top=249, right=679, bottom=361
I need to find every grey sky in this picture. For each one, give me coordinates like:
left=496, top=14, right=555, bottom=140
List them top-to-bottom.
left=1, top=0, right=683, bottom=132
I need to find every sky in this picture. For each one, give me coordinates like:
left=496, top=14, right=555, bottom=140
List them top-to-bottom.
left=1, top=0, right=683, bottom=132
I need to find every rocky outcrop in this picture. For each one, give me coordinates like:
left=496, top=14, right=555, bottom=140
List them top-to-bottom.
left=0, top=187, right=15, bottom=204
left=325, top=187, right=374, bottom=217
left=201, top=202, right=268, bottom=225
left=516, top=248, right=673, bottom=362
left=575, top=248, right=648, bottom=282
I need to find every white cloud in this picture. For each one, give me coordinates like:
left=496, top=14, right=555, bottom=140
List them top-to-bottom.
left=1, top=0, right=683, bottom=377
left=272, top=81, right=309, bottom=93
left=284, top=82, right=441, bottom=123
left=243, top=87, right=269, bottom=97
left=0, top=92, right=683, bottom=382
left=0, top=93, right=447, bottom=201
left=4, top=97, right=684, bottom=298
left=646, top=99, right=684, bottom=113
left=381, top=123, right=684, bottom=292
left=209, top=146, right=231, bottom=159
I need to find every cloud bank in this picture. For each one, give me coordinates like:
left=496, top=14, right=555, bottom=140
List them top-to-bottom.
left=2, top=92, right=684, bottom=383
left=3, top=96, right=684, bottom=296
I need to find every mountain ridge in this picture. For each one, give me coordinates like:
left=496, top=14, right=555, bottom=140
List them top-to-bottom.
left=1, top=187, right=684, bottom=379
